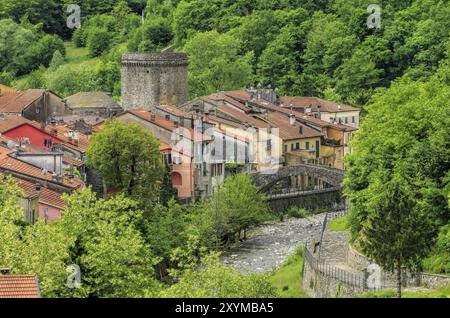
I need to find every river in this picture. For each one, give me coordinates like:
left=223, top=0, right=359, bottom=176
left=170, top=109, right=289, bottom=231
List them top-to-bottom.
left=222, top=213, right=326, bottom=274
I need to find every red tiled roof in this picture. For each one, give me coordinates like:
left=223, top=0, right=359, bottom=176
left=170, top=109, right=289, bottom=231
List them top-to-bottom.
left=0, top=90, right=46, bottom=113
left=224, top=90, right=358, bottom=132
left=224, top=90, right=253, bottom=101
left=205, top=93, right=249, bottom=112
left=281, top=96, right=359, bottom=113
left=156, top=104, right=192, bottom=118
left=216, top=104, right=268, bottom=129
left=126, top=109, right=211, bottom=142
left=264, top=112, right=323, bottom=140
left=0, top=115, right=31, bottom=133
left=0, top=115, right=90, bottom=152
left=31, top=123, right=90, bottom=152
left=0, top=145, right=12, bottom=158
left=0, top=155, right=83, bottom=190
left=62, top=156, right=83, bottom=167
left=17, top=179, right=66, bottom=210
left=0, top=275, right=40, bottom=298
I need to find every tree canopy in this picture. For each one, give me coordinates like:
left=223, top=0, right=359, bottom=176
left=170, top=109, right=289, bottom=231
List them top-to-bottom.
left=86, top=119, right=164, bottom=204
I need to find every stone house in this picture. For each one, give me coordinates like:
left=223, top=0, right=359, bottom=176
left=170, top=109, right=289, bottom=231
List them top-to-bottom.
left=0, top=89, right=65, bottom=123
left=64, top=91, right=123, bottom=118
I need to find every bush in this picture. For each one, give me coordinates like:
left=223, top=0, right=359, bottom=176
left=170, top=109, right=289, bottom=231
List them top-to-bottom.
left=72, top=28, right=87, bottom=47
left=87, top=29, right=112, bottom=57
left=285, top=207, right=309, bottom=219
left=423, top=224, right=450, bottom=275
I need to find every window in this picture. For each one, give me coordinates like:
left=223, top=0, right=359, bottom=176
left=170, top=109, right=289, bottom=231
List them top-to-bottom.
left=352, top=116, right=355, bottom=123
left=345, top=117, right=348, bottom=124
left=338, top=118, right=342, bottom=124
left=296, top=142, right=300, bottom=150
left=305, top=142, right=309, bottom=150
left=291, top=144, right=294, bottom=151
left=212, top=164, right=223, bottom=177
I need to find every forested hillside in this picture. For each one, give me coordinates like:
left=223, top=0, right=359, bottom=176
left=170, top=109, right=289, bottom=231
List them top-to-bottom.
left=1, top=0, right=449, bottom=106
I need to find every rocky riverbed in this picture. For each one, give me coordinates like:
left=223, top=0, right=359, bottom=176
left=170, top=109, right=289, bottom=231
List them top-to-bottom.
left=222, top=213, right=326, bottom=274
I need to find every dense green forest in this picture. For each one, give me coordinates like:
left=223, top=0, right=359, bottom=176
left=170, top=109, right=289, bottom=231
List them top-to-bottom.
left=1, top=0, right=449, bottom=105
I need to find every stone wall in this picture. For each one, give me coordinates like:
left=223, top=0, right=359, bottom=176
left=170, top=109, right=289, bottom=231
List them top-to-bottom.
left=121, top=52, right=189, bottom=112
left=252, top=164, right=345, bottom=191
left=268, top=188, right=344, bottom=213
left=346, top=243, right=450, bottom=289
left=346, top=244, right=371, bottom=272
left=303, top=247, right=367, bottom=298
left=420, top=273, right=450, bottom=289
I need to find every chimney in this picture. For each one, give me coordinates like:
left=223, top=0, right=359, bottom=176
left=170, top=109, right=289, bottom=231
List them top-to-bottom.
left=193, top=104, right=200, bottom=114
left=317, top=105, right=322, bottom=120
left=150, top=114, right=156, bottom=122
left=289, top=114, right=296, bottom=126
left=174, top=121, right=179, bottom=128
left=299, top=125, right=303, bottom=135
left=35, top=183, right=41, bottom=193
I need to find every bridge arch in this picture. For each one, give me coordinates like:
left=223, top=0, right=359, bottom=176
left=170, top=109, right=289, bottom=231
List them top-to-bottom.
left=251, top=164, right=345, bottom=193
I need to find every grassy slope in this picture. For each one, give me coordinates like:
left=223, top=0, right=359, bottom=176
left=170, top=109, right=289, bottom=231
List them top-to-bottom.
left=13, top=42, right=98, bottom=89
left=328, top=213, right=351, bottom=232
left=268, top=247, right=308, bottom=298
left=359, top=286, right=450, bottom=298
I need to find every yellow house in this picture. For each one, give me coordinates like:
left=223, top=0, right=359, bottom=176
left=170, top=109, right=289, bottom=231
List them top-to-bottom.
left=0, top=84, right=17, bottom=94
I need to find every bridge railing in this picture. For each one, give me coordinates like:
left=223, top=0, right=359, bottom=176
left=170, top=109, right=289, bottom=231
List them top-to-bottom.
left=267, top=186, right=342, bottom=199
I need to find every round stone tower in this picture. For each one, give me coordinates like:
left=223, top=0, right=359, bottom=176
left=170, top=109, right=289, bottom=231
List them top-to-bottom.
left=121, top=50, right=189, bottom=111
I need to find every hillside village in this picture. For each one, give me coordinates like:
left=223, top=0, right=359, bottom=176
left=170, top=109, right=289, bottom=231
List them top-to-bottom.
left=0, top=53, right=360, bottom=221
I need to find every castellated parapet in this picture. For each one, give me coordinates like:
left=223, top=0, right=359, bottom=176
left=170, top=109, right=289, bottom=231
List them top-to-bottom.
left=121, top=51, right=189, bottom=111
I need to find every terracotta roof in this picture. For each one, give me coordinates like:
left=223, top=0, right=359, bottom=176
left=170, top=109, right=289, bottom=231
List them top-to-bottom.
left=0, top=89, right=46, bottom=113
left=224, top=90, right=358, bottom=132
left=224, top=90, right=252, bottom=101
left=65, top=91, right=122, bottom=110
left=205, top=93, right=249, bottom=112
left=281, top=96, right=359, bottom=113
left=156, top=104, right=192, bottom=118
left=215, top=104, right=268, bottom=129
left=125, top=110, right=211, bottom=142
left=264, top=112, right=323, bottom=140
left=0, top=115, right=31, bottom=133
left=32, top=123, right=90, bottom=152
left=0, top=145, right=13, bottom=158
left=0, top=154, right=83, bottom=190
left=62, top=156, right=83, bottom=167
left=17, top=179, right=66, bottom=210
left=0, top=274, right=40, bottom=298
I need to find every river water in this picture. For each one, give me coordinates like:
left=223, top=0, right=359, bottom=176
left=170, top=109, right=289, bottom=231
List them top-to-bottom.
left=222, top=213, right=326, bottom=274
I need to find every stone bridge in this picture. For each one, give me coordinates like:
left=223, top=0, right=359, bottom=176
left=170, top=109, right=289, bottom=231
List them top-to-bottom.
left=251, top=164, right=345, bottom=193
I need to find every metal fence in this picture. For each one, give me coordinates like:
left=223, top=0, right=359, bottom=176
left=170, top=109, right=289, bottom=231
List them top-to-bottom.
left=304, top=246, right=368, bottom=290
